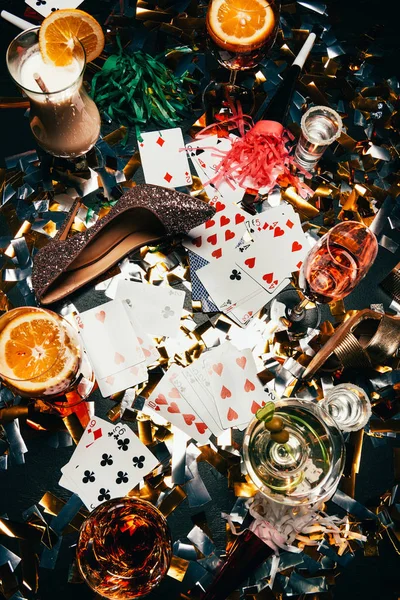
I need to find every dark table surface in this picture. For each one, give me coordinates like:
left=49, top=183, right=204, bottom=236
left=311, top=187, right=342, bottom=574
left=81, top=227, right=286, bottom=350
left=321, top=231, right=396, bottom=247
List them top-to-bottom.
left=1, top=0, right=400, bottom=599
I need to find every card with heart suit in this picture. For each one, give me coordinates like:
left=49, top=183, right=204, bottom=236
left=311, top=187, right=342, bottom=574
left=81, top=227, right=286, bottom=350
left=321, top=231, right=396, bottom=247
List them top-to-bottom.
left=25, top=0, right=83, bottom=18
left=138, top=128, right=192, bottom=188
left=186, top=136, right=245, bottom=204
left=183, top=200, right=248, bottom=262
left=235, top=206, right=309, bottom=292
left=196, top=254, right=273, bottom=325
left=116, top=280, right=185, bottom=338
left=78, top=300, right=145, bottom=380
left=122, top=302, right=160, bottom=366
left=203, top=343, right=277, bottom=428
left=145, top=364, right=211, bottom=444
left=172, top=364, right=225, bottom=437
left=59, top=418, right=158, bottom=510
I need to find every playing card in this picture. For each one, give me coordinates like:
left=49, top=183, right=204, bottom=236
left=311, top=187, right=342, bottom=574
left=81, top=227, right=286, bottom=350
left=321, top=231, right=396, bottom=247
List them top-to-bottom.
left=25, top=0, right=83, bottom=18
left=138, top=128, right=192, bottom=188
left=186, top=136, right=245, bottom=203
left=183, top=200, right=248, bottom=262
left=235, top=207, right=309, bottom=293
left=188, top=251, right=218, bottom=312
left=196, top=254, right=269, bottom=324
left=116, top=280, right=185, bottom=338
left=78, top=300, right=145, bottom=379
left=122, top=301, right=160, bottom=366
left=203, top=343, right=277, bottom=428
left=96, top=361, right=148, bottom=397
left=145, top=365, right=211, bottom=444
left=174, top=365, right=224, bottom=437
left=60, top=419, right=158, bottom=510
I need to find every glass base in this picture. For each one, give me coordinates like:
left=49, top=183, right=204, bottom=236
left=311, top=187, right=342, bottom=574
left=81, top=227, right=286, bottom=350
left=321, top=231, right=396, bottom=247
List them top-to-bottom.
left=202, top=80, right=255, bottom=124
left=269, top=288, right=321, bottom=339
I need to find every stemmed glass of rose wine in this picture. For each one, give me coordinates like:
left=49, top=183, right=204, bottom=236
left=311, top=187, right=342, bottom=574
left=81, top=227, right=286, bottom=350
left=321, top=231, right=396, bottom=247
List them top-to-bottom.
left=205, top=0, right=281, bottom=114
left=269, top=221, right=378, bottom=338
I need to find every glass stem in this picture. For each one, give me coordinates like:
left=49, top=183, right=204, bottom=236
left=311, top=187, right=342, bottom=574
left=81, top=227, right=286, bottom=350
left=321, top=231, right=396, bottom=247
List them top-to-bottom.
left=228, top=70, right=237, bottom=86
left=288, top=297, right=309, bottom=321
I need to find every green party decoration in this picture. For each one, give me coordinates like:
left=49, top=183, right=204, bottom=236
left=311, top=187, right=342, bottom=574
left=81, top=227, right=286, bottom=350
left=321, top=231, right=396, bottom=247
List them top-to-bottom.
left=90, top=42, right=196, bottom=135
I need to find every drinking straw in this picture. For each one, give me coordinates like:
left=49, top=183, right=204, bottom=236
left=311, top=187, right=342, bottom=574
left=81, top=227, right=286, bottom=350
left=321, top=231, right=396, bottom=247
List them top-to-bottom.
left=1, top=10, right=34, bottom=30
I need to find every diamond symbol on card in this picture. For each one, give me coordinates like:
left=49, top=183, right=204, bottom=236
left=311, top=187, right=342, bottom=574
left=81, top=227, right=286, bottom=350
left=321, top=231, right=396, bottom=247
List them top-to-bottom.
left=157, top=136, right=165, bottom=147
left=164, top=172, right=173, bottom=183
left=286, top=219, right=294, bottom=229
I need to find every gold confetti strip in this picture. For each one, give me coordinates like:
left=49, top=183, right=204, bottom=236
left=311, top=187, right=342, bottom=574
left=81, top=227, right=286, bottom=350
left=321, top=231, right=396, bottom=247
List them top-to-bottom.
left=158, top=486, right=187, bottom=517
left=167, top=556, right=190, bottom=582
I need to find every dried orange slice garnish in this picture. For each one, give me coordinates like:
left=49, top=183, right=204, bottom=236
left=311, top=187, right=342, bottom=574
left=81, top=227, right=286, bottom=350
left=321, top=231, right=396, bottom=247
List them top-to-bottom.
left=207, top=0, right=275, bottom=52
left=39, top=8, right=105, bottom=66
left=0, top=310, right=78, bottom=394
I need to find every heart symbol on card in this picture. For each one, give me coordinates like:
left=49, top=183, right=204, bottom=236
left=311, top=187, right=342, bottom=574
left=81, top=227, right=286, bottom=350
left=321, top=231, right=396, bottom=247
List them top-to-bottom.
left=215, top=201, right=225, bottom=213
left=235, top=213, right=245, bottom=224
left=220, top=215, right=230, bottom=227
left=205, top=219, right=215, bottom=229
left=274, top=227, right=284, bottom=237
left=225, top=230, right=235, bottom=241
left=207, top=233, right=217, bottom=245
left=193, top=236, right=202, bottom=247
left=292, top=241, right=302, bottom=252
left=212, top=248, right=222, bottom=259
left=245, top=257, right=256, bottom=269
left=297, top=261, right=303, bottom=269
left=263, top=272, right=274, bottom=284
left=95, top=310, right=106, bottom=323
left=137, top=337, right=144, bottom=345
left=143, top=348, right=151, bottom=358
left=114, top=352, right=125, bottom=365
left=236, top=356, right=247, bottom=369
left=213, top=363, right=223, bottom=376
left=130, top=366, right=139, bottom=375
left=105, top=375, right=115, bottom=385
left=244, top=378, right=255, bottom=392
left=221, top=385, right=232, bottom=399
left=168, top=387, right=180, bottom=399
left=155, top=394, right=168, bottom=405
left=251, top=401, right=262, bottom=414
left=168, top=402, right=180, bottom=413
left=227, top=407, right=238, bottom=421
left=183, top=413, right=196, bottom=425
left=195, top=422, right=208, bottom=434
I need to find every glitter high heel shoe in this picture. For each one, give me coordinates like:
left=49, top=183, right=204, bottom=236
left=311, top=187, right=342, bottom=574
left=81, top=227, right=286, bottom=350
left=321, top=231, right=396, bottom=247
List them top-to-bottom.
left=32, top=184, right=215, bottom=305
left=301, top=309, right=400, bottom=380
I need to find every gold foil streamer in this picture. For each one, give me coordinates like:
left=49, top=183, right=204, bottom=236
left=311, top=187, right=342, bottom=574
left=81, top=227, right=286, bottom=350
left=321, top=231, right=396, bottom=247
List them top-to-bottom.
left=282, top=187, right=320, bottom=219
left=62, top=413, right=84, bottom=445
left=137, top=414, right=153, bottom=445
left=197, top=445, right=229, bottom=476
left=158, top=486, right=187, bottom=517
left=39, top=492, right=88, bottom=532
left=167, top=555, right=190, bottom=582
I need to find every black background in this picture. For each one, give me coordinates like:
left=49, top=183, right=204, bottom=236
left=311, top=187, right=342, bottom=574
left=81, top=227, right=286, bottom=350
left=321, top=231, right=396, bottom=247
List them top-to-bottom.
left=1, top=0, right=400, bottom=598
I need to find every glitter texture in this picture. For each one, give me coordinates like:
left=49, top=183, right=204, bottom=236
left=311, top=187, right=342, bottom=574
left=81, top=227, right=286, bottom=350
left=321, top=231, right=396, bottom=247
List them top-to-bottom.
left=31, top=184, right=215, bottom=304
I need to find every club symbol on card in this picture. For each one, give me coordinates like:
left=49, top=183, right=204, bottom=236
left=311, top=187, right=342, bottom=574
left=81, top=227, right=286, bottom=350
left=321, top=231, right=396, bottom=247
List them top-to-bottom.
left=156, top=136, right=165, bottom=147
left=164, top=172, right=173, bottom=183
left=230, top=269, right=242, bottom=281
left=162, top=306, right=174, bottom=319
left=117, top=438, right=130, bottom=451
left=100, top=453, right=113, bottom=466
left=132, top=455, right=145, bottom=469
left=82, top=470, right=95, bottom=483
left=116, top=471, right=129, bottom=484
left=98, top=488, right=111, bottom=502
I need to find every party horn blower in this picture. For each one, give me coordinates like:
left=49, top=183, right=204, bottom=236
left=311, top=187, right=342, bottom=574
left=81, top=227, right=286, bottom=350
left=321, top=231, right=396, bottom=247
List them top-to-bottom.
left=200, top=529, right=274, bottom=600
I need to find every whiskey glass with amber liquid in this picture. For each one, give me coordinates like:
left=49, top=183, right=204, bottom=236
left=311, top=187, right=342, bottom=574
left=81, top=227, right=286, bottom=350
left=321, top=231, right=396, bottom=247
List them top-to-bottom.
left=204, top=0, right=280, bottom=114
left=269, top=221, right=378, bottom=338
left=77, top=497, right=172, bottom=599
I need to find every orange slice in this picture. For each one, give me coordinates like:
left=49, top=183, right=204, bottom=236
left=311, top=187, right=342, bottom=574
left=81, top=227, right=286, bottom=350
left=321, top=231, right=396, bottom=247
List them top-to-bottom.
left=207, top=0, right=275, bottom=52
left=39, top=9, right=105, bottom=67
left=0, top=310, right=79, bottom=395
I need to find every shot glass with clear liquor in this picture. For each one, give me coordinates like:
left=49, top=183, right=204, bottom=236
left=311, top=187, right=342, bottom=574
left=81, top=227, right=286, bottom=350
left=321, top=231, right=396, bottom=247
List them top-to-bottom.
left=294, top=105, right=342, bottom=171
